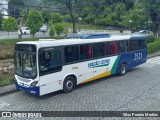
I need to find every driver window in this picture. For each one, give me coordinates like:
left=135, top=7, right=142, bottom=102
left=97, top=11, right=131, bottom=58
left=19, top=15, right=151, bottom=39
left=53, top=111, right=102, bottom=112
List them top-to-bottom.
left=39, top=49, right=61, bottom=75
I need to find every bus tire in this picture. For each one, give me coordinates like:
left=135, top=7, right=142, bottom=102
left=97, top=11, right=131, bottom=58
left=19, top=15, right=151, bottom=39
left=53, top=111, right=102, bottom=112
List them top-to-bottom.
left=119, top=63, right=127, bottom=76
left=63, top=76, right=75, bottom=93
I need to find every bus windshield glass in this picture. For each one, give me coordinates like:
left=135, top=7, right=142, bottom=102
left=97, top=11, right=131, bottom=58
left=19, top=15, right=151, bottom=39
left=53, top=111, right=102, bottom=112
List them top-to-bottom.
left=15, top=44, right=37, bottom=78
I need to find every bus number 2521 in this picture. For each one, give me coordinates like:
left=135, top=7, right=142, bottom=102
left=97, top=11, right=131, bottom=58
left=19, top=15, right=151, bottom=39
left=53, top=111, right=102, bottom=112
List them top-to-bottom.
left=134, top=52, right=142, bottom=60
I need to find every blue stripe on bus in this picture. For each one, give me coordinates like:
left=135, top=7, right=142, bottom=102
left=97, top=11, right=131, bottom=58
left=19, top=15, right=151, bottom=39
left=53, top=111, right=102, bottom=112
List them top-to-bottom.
left=116, top=49, right=147, bottom=73
left=14, top=80, right=40, bottom=96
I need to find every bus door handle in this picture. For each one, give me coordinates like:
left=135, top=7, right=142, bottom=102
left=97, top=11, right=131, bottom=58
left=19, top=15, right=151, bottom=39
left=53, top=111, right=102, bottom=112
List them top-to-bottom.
left=41, top=84, right=46, bottom=86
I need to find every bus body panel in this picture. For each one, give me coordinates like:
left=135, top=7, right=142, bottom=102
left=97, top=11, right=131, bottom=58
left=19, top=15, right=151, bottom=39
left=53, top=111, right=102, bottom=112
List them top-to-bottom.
left=14, top=35, right=147, bottom=96
left=116, top=49, right=147, bottom=73
left=92, top=56, right=118, bottom=82
left=62, top=62, right=93, bottom=85
left=39, top=72, right=63, bottom=96
left=14, top=75, right=40, bottom=96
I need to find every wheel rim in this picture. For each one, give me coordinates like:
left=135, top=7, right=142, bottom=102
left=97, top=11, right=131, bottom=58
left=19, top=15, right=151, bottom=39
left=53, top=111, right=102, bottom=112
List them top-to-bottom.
left=121, top=65, right=126, bottom=74
left=65, top=80, right=73, bottom=90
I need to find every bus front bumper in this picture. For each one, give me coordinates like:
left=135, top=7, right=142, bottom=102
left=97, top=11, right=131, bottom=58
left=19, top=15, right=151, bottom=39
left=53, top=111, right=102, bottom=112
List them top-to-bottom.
left=14, top=79, right=40, bottom=96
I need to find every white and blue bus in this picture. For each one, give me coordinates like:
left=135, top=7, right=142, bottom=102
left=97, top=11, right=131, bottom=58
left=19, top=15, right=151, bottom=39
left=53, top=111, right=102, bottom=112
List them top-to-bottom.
left=14, top=35, right=147, bottom=96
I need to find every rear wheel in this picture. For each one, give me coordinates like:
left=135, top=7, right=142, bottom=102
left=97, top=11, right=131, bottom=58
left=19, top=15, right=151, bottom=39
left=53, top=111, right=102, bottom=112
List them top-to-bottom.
left=119, top=63, right=127, bottom=76
left=63, top=76, right=75, bottom=93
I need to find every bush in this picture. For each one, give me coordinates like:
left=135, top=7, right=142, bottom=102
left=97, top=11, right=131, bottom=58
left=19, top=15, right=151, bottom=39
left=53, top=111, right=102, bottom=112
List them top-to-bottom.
left=55, top=23, right=64, bottom=37
left=146, top=34, right=155, bottom=43
left=147, top=39, right=160, bottom=53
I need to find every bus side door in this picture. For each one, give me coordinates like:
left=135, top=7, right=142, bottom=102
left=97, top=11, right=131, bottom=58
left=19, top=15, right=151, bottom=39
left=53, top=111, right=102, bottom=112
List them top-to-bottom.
left=39, top=48, right=63, bottom=95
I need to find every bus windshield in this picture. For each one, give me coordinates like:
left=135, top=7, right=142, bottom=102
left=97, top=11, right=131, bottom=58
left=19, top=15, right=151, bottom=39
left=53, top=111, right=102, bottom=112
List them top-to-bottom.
left=15, top=44, right=37, bottom=78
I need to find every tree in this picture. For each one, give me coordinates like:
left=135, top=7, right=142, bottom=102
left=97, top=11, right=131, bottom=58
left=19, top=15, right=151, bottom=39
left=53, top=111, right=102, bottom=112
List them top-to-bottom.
left=8, top=0, right=24, bottom=18
left=48, top=0, right=85, bottom=33
left=141, top=0, right=160, bottom=33
left=26, top=9, right=43, bottom=38
left=41, top=10, right=51, bottom=24
left=0, top=13, right=3, bottom=31
left=51, top=13, right=62, bottom=25
left=2, top=16, right=18, bottom=38
left=55, top=23, right=64, bottom=37
left=49, top=25, right=55, bottom=37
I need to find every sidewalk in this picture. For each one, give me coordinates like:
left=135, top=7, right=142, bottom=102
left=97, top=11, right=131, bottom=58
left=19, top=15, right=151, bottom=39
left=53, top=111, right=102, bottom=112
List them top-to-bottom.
left=0, top=51, right=160, bottom=96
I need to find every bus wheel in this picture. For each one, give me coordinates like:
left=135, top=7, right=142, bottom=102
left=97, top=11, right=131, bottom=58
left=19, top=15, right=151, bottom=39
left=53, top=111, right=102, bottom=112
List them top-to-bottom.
left=120, top=63, right=127, bottom=76
left=63, top=76, right=75, bottom=93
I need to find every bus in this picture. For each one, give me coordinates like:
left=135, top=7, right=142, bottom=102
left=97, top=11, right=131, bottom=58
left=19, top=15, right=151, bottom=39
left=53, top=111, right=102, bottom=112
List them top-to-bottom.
left=65, top=33, right=110, bottom=39
left=14, top=35, right=147, bottom=96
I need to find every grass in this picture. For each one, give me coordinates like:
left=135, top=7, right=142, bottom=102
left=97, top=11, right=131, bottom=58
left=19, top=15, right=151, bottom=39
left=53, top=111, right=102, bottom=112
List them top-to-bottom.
left=63, top=22, right=103, bottom=30
left=0, top=36, right=63, bottom=60
left=0, top=36, right=64, bottom=86
left=0, top=69, right=14, bottom=86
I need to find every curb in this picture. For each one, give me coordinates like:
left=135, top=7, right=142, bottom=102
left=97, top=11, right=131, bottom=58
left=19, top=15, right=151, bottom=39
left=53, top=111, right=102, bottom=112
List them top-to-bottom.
left=0, top=52, right=160, bottom=96
left=147, top=53, right=160, bottom=59
left=0, top=89, right=17, bottom=96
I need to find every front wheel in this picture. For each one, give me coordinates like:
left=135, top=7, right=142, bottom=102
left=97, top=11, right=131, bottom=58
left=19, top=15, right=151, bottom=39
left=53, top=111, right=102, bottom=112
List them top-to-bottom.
left=119, top=63, right=127, bottom=76
left=63, top=76, right=75, bottom=93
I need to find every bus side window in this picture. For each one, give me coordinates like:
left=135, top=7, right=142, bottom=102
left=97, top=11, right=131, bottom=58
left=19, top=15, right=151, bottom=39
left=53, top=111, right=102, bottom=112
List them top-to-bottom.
left=138, top=39, right=146, bottom=49
left=118, top=40, right=128, bottom=53
left=113, top=41, right=118, bottom=54
left=106, top=42, right=114, bottom=55
left=93, top=43, right=105, bottom=58
left=80, top=44, right=92, bottom=60
left=65, top=45, right=79, bottom=63
left=39, top=50, right=61, bottom=75
left=44, top=51, right=51, bottom=67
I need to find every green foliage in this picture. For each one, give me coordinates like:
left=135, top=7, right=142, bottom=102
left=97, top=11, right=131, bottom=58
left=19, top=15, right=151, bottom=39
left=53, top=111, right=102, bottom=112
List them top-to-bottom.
left=8, top=0, right=24, bottom=18
left=121, top=7, right=147, bottom=30
left=20, top=8, right=28, bottom=23
left=26, top=9, right=43, bottom=38
left=42, top=10, right=51, bottom=24
left=0, top=13, right=3, bottom=30
left=51, top=13, right=62, bottom=24
left=62, top=15, right=71, bottom=22
left=2, top=17, right=18, bottom=35
left=55, top=23, right=64, bottom=37
left=49, top=26, right=55, bottom=37
left=63, top=27, right=69, bottom=35
left=147, top=35, right=155, bottom=43
left=147, top=39, right=160, bottom=53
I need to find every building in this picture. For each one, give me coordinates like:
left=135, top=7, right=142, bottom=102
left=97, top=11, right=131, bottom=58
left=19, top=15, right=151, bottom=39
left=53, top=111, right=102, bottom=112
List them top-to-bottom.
left=0, top=0, right=8, bottom=18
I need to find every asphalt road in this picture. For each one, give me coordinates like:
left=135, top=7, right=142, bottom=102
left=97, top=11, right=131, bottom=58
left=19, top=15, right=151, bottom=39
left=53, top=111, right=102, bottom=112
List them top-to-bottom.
left=0, top=30, right=130, bottom=40
left=0, top=31, right=50, bottom=40
left=0, top=56, right=160, bottom=120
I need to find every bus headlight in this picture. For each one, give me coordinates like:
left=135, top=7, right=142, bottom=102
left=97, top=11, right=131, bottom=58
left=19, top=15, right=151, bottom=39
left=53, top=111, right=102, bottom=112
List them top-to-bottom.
left=30, top=81, right=38, bottom=87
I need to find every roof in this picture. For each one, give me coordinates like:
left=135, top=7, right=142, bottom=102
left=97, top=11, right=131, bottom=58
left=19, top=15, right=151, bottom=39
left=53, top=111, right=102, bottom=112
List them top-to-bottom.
left=65, top=33, right=110, bottom=39
left=17, top=35, right=146, bottom=48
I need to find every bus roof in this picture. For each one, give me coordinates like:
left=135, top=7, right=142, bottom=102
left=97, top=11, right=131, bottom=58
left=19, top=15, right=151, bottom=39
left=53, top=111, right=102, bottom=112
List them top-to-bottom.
left=65, top=33, right=110, bottom=39
left=16, top=35, right=146, bottom=48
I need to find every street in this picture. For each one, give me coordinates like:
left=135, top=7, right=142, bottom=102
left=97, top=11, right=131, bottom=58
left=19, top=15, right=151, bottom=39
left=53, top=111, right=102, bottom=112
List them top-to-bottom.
left=0, top=30, right=130, bottom=40
left=0, top=31, right=50, bottom=40
left=0, top=56, right=160, bottom=120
